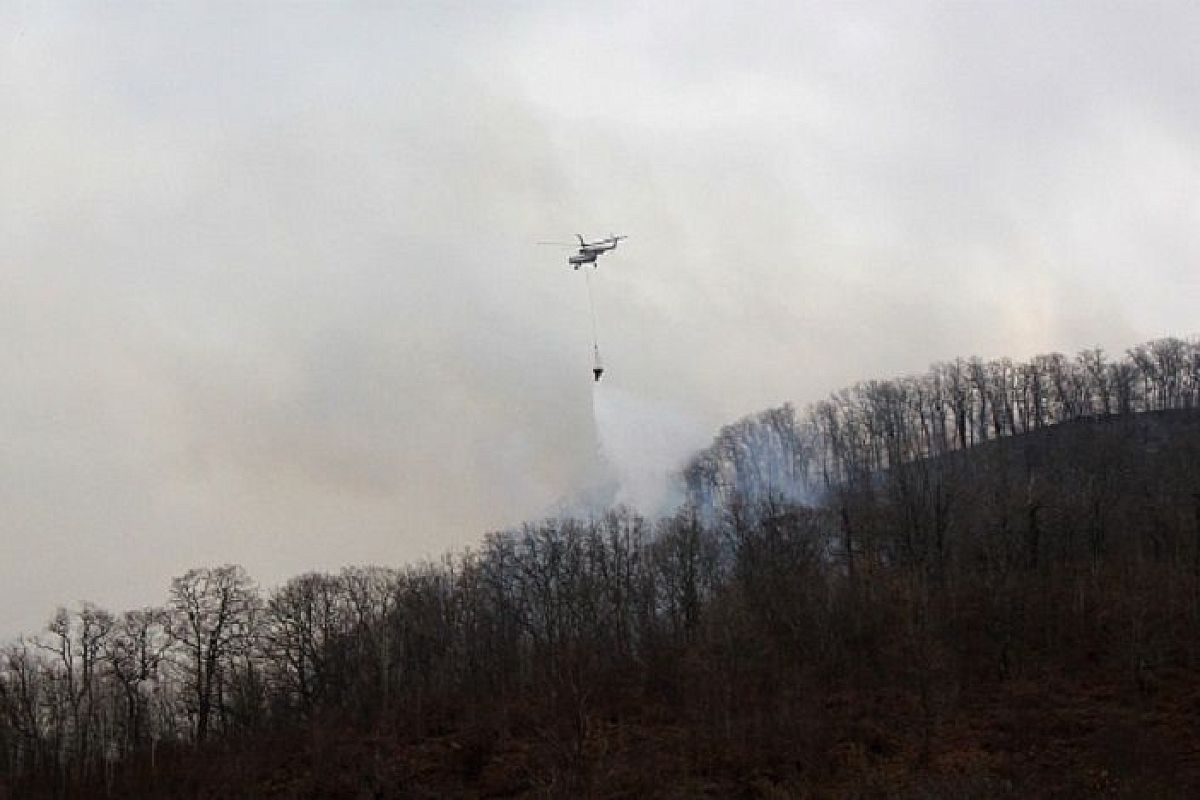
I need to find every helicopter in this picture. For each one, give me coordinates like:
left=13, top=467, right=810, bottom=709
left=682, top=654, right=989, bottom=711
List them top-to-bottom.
left=538, top=234, right=627, bottom=383
left=540, top=234, right=627, bottom=269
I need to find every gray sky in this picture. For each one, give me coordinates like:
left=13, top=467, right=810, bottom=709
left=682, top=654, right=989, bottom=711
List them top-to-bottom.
left=2, top=1, right=1198, bottom=637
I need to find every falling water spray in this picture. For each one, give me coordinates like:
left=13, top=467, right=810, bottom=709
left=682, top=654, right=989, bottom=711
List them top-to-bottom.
left=590, top=382, right=709, bottom=517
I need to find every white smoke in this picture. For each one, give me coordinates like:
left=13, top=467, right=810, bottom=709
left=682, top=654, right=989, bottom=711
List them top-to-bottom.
left=590, top=382, right=709, bottom=518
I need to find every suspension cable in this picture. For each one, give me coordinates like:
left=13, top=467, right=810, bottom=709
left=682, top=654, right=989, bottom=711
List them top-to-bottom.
left=584, top=267, right=600, bottom=353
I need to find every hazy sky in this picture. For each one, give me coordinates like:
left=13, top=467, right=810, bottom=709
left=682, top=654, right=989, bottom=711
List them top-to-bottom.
left=3, top=1, right=1198, bottom=637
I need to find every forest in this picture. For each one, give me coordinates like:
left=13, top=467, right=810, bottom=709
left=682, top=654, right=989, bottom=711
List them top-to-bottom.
left=3, top=336, right=1200, bottom=799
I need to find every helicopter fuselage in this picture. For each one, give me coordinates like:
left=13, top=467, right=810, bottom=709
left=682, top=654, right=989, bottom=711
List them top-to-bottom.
left=569, top=236, right=624, bottom=268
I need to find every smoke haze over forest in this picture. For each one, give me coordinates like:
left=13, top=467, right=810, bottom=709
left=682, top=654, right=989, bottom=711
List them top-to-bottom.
left=3, top=2, right=1200, bottom=637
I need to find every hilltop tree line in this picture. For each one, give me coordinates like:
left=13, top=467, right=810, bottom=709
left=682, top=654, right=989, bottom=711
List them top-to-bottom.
left=3, top=336, right=1200, bottom=798
left=684, top=336, right=1200, bottom=509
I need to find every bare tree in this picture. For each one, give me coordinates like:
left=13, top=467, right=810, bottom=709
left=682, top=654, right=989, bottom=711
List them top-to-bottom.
left=168, top=566, right=260, bottom=742
left=265, top=572, right=347, bottom=716
left=104, top=608, right=172, bottom=751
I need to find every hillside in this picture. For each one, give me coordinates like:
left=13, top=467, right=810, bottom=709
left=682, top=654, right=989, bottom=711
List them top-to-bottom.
left=3, top=338, right=1200, bottom=799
